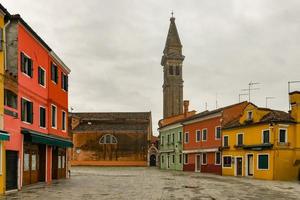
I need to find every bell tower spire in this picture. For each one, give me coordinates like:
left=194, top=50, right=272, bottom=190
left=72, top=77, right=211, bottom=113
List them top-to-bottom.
left=161, top=15, right=185, bottom=119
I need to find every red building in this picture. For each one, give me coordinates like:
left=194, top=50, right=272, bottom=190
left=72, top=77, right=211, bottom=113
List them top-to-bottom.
left=4, top=14, right=72, bottom=191
left=182, top=102, right=247, bottom=174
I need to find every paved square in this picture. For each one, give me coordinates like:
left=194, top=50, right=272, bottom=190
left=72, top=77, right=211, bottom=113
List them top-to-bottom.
left=2, top=167, right=300, bottom=200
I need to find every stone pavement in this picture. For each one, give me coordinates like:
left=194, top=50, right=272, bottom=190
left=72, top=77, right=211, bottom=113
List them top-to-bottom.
left=1, top=167, right=300, bottom=200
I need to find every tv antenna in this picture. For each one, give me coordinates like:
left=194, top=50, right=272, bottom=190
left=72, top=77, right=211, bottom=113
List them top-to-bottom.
left=241, top=81, right=260, bottom=102
left=238, top=93, right=248, bottom=102
left=265, top=97, right=275, bottom=108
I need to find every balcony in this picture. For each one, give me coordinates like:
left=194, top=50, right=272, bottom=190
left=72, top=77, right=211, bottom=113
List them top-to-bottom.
left=242, top=143, right=273, bottom=150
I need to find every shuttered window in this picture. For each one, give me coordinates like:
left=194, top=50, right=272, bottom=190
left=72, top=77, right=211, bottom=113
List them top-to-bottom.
left=20, top=52, right=33, bottom=77
left=51, top=63, right=58, bottom=83
left=38, top=67, right=46, bottom=87
left=61, top=72, right=68, bottom=91
left=4, top=89, right=17, bottom=109
left=21, top=98, right=33, bottom=124
left=51, top=105, right=57, bottom=128
left=39, top=107, right=46, bottom=128
left=62, top=111, right=66, bottom=131
left=215, top=126, right=221, bottom=139
left=202, top=129, right=207, bottom=141
left=279, top=129, right=287, bottom=143
left=196, top=130, right=201, bottom=142
left=263, top=130, right=270, bottom=144
left=237, top=134, right=244, bottom=146
left=223, top=136, right=229, bottom=147
left=215, top=152, right=221, bottom=165
left=202, top=153, right=207, bottom=165
left=258, top=154, right=269, bottom=170
left=223, top=156, right=232, bottom=167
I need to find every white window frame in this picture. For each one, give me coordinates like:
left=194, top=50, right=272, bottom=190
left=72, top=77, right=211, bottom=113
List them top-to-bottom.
left=21, top=51, right=33, bottom=79
left=51, top=62, right=58, bottom=84
left=38, top=66, right=46, bottom=88
left=62, top=72, right=68, bottom=92
left=21, top=97, right=33, bottom=124
left=51, top=104, right=57, bottom=129
left=39, top=106, right=46, bottom=129
left=62, top=110, right=67, bottom=132
left=215, top=126, right=221, bottom=140
left=202, top=128, right=207, bottom=141
left=278, top=128, right=288, bottom=143
left=261, top=129, right=270, bottom=144
left=196, top=130, right=201, bottom=142
left=184, top=132, right=189, bottom=144
left=236, top=133, right=244, bottom=146
left=223, top=135, right=229, bottom=147
left=215, top=152, right=221, bottom=165
left=202, top=153, right=207, bottom=165
left=257, top=153, right=269, bottom=171
left=184, top=154, right=188, bottom=164
left=222, top=155, right=232, bottom=168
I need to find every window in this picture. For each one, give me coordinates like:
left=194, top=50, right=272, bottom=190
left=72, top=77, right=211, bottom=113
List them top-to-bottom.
left=20, top=52, right=33, bottom=77
left=51, top=62, right=58, bottom=83
left=169, top=65, right=173, bottom=75
left=175, top=66, right=180, bottom=75
left=38, top=67, right=46, bottom=87
left=61, top=72, right=68, bottom=91
left=4, top=89, right=17, bottom=109
left=21, top=98, right=33, bottom=123
left=51, top=105, right=57, bottom=128
left=39, top=107, right=46, bottom=128
left=62, top=111, right=66, bottom=131
left=247, top=111, right=253, bottom=120
left=215, top=126, right=221, bottom=140
left=202, top=129, right=207, bottom=141
left=279, top=129, right=287, bottom=143
left=196, top=130, right=201, bottom=142
left=262, top=130, right=270, bottom=144
left=178, top=132, right=182, bottom=142
left=184, top=132, right=189, bottom=143
left=172, top=133, right=175, bottom=144
left=237, top=133, right=244, bottom=146
left=99, top=134, right=118, bottom=144
left=167, top=134, right=170, bottom=144
left=161, top=136, right=164, bottom=145
left=223, top=136, right=229, bottom=147
left=215, top=152, right=221, bottom=165
left=24, top=153, right=30, bottom=171
left=202, top=153, right=207, bottom=165
left=172, top=154, right=175, bottom=164
left=179, top=154, right=182, bottom=164
left=184, top=154, right=188, bottom=164
left=258, top=154, right=269, bottom=170
left=161, top=155, right=164, bottom=163
left=223, top=156, right=232, bottom=167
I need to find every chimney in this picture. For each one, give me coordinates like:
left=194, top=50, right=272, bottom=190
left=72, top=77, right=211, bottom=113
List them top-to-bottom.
left=289, top=91, right=300, bottom=122
left=183, top=100, right=189, bottom=117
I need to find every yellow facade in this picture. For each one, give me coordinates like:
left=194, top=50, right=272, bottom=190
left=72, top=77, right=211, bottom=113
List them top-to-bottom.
left=0, top=9, right=5, bottom=194
left=222, top=102, right=300, bottom=181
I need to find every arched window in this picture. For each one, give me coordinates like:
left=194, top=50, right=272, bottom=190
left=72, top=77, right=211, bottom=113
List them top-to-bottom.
left=99, top=134, right=118, bottom=144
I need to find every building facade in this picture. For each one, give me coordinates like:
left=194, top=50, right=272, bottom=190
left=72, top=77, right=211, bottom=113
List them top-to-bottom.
left=222, top=94, right=300, bottom=181
left=182, top=102, right=248, bottom=175
left=70, top=112, right=152, bottom=166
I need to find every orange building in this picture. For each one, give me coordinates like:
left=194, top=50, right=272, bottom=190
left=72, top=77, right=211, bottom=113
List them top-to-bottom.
left=182, top=102, right=248, bottom=174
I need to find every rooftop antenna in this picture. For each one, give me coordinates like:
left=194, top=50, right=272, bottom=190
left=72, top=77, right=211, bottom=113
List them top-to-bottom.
left=171, top=10, right=174, bottom=18
left=241, top=81, right=260, bottom=102
left=288, top=81, right=300, bottom=110
left=215, top=93, right=218, bottom=109
left=238, top=93, right=248, bottom=102
left=265, top=97, right=275, bottom=108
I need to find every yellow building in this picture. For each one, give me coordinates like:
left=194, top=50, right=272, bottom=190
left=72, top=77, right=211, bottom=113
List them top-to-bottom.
left=0, top=4, right=10, bottom=194
left=222, top=93, right=300, bottom=181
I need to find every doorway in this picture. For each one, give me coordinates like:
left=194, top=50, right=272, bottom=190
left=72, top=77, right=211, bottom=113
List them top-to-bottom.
left=23, top=144, right=40, bottom=186
left=6, top=151, right=18, bottom=190
left=150, top=154, right=156, bottom=166
left=195, top=154, right=201, bottom=172
left=247, top=154, right=254, bottom=176
left=236, top=157, right=243, bottom=176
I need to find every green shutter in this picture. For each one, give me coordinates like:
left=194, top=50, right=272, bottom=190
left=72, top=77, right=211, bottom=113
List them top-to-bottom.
left=20, top=52, right=25, bottom=72
left=21, top=98, right=25, bottom=121
left=258, top=155, right=268, bottom=169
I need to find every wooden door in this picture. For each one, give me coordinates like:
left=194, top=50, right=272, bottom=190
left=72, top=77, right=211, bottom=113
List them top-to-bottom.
left=23, top=144, right=39, bottom=185
left=23, top=149, right=30, bottom=186
left=30, top=149, right=39, bottom=184
left=6, top=151, right=18, bottom=190
left=247, top=155, right=253, bottom=176
left=236, top=157, right=243, bottom=176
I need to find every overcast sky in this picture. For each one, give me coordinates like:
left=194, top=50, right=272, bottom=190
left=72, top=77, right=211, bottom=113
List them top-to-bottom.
left=4, top=0, right=300, bottom=135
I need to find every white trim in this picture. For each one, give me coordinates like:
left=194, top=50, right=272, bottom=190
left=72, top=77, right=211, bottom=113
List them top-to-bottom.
left=20, top=51, right=33, bottom=79
left=50, top=51, right=71, bottom=74
left=38, top=66, right=47, bottom=88
left=61, top=72, right=68, bottom=93
left=21, top=97, right=33, bottom=124
left=51, top=104, right=57, bottom=129
left=39, top=106, right=46, bottom=129
left=62, top=110, right=67, bottom=132
left=182, top=112, right=222, bottom=125
left=159, top=123, right=182, bottom=132
left=215, top=126, right=221, bottom=140
left=202, top=128, right=207, bottom=141
left=278, top=128, right=288, bottom=143
left=261, top=129, right=270, bottom=144
left=196, top=130, right=201, bottom=142
left=184, top=132, right=189, bottom=144
left=236, top=133, right=244, bottom=146
left=223, top=135, right=229, bottom=147
left=182, top=148, right=218, bottom=154
left=159, top=149, right=175, bottom=153
left=215, top=152, right=221, bottom=165
left=202, top=153, right=207, bottom=165
left=245, top=153, right=254, bottom=177
left=257, top=153, right=270, bottom=171
left=195, top=154, right=201, bottom=172
left=222, top=155, right=232, bottom=168
left=234, top=156, right=243, bottom=176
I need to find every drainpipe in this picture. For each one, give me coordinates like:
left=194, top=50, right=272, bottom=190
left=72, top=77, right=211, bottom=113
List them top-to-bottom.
left=3, top=20, right=10, bottom=70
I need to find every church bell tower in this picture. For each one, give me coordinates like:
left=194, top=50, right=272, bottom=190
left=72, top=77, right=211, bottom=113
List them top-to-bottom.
left=161, top=15, right=185, bottom=119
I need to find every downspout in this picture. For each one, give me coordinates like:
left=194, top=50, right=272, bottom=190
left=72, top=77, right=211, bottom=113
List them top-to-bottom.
left=3, top=20, right=10, bottom=70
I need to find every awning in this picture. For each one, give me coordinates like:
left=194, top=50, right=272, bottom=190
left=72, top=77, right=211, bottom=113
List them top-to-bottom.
left=21, top=129, right=73, bottom=148
left=0, top=130, right=9, bottom=141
